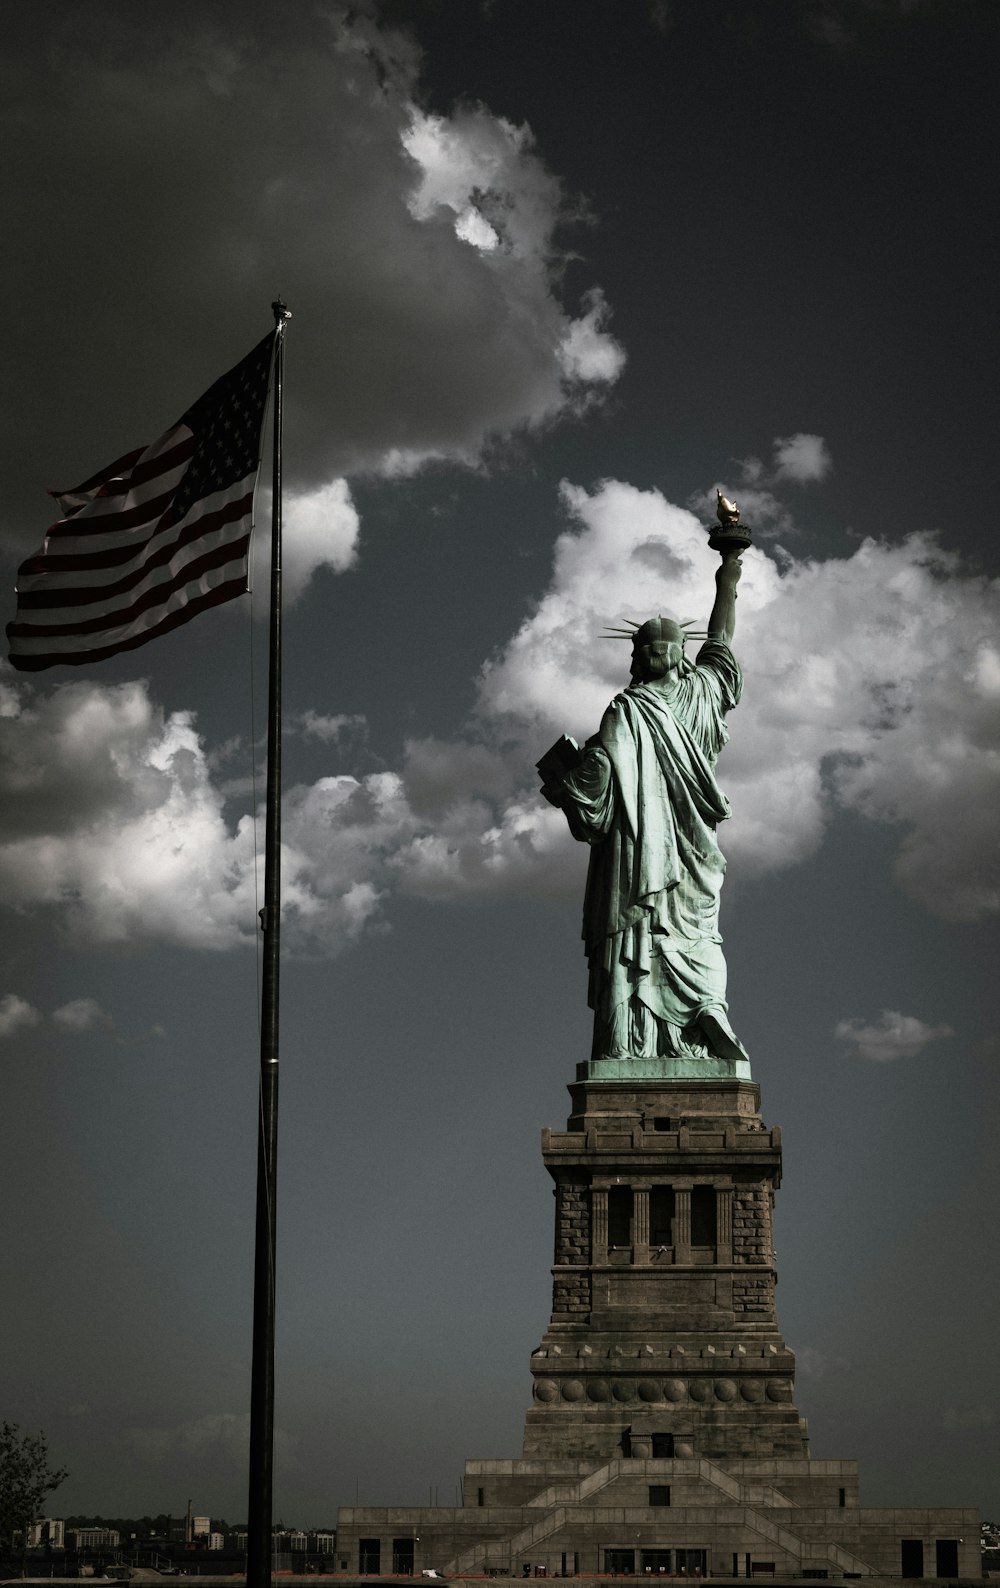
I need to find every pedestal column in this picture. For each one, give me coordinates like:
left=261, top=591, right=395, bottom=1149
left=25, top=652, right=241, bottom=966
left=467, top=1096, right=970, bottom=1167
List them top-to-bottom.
left=674, top=1184, right=692, bottom=1263
left=633, top=1186, right=650, bottom=1262
left=591, top=1188, right=608, bottom=1262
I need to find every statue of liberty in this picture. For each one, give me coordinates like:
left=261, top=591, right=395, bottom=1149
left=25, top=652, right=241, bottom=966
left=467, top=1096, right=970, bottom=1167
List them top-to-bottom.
left=538, top=535, right=748, bottom=1078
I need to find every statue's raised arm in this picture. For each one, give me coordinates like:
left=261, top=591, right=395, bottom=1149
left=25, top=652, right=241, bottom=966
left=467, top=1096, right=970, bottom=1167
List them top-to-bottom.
left=706, top=486, right=749, bottom=644
left=538, top=508, right=751, bottom=1082
left=707, top=548, right=742, bottom=644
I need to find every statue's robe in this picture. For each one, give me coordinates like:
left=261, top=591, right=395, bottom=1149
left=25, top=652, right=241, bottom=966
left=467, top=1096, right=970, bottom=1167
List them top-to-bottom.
left=559, top=640, right=746, bottom=1064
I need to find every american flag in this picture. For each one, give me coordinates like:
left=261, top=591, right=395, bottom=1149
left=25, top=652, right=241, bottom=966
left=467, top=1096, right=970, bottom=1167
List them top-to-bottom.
left=6, top=331, right=275, bottom=671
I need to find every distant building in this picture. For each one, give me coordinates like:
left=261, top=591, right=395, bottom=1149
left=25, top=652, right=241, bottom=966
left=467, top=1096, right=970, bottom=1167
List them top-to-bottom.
left=193, top=1517, right=211, bottom=1540
left=28, top=1520, right=65, bottom=1549
left=231, top=1528, right=328, bottom=1555
left=67, top=1529, right=120, bottom=1550
left=209, top=1532, right=225, bottom=1551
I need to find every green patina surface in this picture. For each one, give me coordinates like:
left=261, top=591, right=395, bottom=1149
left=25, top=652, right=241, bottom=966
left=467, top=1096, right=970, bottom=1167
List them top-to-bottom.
left=540, top=553, right=749, bottom=1081
left=576, top=1052, right=753, bottom=1083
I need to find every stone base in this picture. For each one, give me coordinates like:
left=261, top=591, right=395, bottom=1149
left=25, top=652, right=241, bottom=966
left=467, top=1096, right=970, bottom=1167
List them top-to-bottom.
left=523, top=1352, right=809, bottom=1463
left=334, top=1455, right=980, bottom=1580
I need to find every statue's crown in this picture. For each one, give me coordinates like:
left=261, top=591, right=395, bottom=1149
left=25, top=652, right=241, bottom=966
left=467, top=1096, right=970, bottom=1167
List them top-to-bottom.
left=602, top=615, right=707, bottom=645
left=634, top=616, right=684, bottom=647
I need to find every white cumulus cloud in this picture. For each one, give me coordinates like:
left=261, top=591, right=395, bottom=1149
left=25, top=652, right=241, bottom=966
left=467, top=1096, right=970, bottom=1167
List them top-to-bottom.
left=403, top=102, right=578, bottom=268
left=557, top=289, right=627, bottom=386
left=773, top=432, right=832, bottom=483
left=2, top=473, right=999, bottom=955
left=247, top=479, right=361, bottom=608
left=477, top=479, right=1000, bottom=913
left=0, top=680, right=412, bottom=952
left=0, top=686, right=253, bottom=950
left=295, top=711, right=367, bottom=745
left=0, top=993, right=41, bottom=1038
left=52, top=997, right=114, bottom=1033
left=835, top=1009, right=954, bottom=1063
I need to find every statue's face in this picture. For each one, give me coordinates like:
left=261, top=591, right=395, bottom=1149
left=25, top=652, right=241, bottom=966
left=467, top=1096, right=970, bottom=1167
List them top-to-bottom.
left=633, top=640, right=680, bottom=681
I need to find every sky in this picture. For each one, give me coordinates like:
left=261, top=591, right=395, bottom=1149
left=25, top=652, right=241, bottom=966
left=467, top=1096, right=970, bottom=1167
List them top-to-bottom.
left=2, top=0, right=998, bottom=1530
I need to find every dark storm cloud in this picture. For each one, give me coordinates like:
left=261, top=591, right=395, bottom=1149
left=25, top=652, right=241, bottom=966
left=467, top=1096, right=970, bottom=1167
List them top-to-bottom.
left=802, top=0, right=956, bottom=51
left=2, top=4, right=622, bottom=548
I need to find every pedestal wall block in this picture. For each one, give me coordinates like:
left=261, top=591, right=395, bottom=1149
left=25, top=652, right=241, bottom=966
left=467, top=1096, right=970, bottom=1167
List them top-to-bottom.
left=526, top=1079, right=809, bottom=1463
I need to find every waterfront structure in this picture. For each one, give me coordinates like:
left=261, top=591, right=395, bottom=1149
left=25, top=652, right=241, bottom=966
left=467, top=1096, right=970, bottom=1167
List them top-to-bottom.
left=27, top=1520, right=65, bottom=1549
left=65, top=1528, right=121, bottom=1550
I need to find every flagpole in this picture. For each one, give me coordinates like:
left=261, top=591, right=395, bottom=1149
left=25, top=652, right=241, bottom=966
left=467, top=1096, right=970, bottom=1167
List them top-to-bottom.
left=247, top=299, right=291, bottom=1588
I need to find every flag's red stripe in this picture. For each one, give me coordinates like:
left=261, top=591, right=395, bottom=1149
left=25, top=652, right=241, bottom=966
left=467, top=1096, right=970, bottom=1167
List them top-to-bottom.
left=8, top=331, right=275, bottom=669
left=50, top=434, right=194, bottom=502
left=43, top=435, right=195, bottom=537
left=120, top=435, right=195, bottom=490
left=58, top=437, right=195, bottom=507
left=42, top=481, right=185, bottom=541
left=15, top=485, right=253, bottom=603
left=17, top=488, right=254, bottom=590
left=7, top=534, right=250, bottom=639
left=19, top=542, right=136, bottom=576
left=6, top=577, right=250, bottom=672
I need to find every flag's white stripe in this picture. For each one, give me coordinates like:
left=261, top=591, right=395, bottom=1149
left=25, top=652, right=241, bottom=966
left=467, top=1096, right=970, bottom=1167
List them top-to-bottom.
left=48, top=426, right=194, bottom=529
left=52, top=447, right=145, bottom=505
left=43, top=453, right=194, bottom=548
left=19, top=469, right=256, bottom=592
left=41, top=476, right=191, bottom=556
left=15, top=488, right=252, bottom=628
left=13, top=495, right=252, bottom=632
left=10, top=544, right=250, bottom=653
left=11, top=557, right=250, bottom=659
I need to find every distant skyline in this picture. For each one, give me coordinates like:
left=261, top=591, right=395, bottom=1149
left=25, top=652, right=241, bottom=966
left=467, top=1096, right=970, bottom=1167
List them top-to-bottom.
left=2, top=0, right=998, bottom=1523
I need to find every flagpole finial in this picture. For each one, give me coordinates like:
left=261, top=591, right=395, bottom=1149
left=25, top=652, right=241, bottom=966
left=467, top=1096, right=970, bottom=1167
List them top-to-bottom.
left=271, top=299, right=292, bottom=326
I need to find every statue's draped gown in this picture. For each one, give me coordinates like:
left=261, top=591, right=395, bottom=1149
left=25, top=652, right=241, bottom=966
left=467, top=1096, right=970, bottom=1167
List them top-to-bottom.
left=559, top=640, right=747, bottom=1064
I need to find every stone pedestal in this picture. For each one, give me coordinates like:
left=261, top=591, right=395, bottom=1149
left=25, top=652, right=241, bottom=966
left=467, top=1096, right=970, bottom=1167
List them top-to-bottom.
left=333, top=1075, right=981, bottom=1583
left=525, top=1078, right=808, bottom=1462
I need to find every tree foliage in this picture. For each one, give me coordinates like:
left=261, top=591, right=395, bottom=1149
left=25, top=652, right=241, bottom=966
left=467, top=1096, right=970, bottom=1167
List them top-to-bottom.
left=0, top=1422, right=69, bottom=1556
